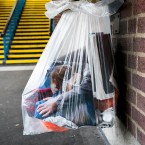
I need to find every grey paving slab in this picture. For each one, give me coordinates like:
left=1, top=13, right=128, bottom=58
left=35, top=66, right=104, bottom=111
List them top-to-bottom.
left=0, top=70, right=108, bottom=145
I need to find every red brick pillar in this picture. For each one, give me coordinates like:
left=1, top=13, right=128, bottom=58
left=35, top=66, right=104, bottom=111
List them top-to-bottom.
left=111, top=0, right=145, bottom=144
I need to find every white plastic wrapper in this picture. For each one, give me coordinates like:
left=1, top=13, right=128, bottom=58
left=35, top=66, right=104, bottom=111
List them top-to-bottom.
left=22, top=0, right=124, bottom=135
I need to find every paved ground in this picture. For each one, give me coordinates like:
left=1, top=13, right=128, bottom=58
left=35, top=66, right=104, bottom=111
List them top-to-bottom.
left=0, top=70, right=109, bottom=145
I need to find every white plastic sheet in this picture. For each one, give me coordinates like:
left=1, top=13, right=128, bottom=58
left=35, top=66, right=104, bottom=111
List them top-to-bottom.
left=22, top=0, right=124, bottom=135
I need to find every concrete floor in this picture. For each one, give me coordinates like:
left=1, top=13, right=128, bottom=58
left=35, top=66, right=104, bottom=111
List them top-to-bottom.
left=0, top=69, right=109, bottom=145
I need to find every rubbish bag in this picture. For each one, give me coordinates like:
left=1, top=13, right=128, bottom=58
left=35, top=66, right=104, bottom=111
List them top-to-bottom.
left=22, top=0, right=124, bottom=135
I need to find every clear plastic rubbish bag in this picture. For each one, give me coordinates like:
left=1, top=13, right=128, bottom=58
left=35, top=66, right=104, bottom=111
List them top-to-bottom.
left=22, top=0, right=124, bottom=135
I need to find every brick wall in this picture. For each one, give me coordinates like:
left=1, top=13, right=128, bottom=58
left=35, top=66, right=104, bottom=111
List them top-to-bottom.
left=112, top=0, right=145, bottom=144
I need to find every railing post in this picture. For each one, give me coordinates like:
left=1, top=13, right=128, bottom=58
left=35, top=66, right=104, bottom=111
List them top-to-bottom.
left=50, top=19, right=55, bottom=35
left=3, top=36, right=7, bottom=63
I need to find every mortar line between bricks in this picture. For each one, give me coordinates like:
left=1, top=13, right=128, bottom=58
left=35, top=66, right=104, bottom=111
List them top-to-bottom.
left=132, top=0, right=134, bottom=15
left=120, top=13, right=145, bottom=21
left=127, top=18, right=129, bottom=34
left=136, top=19, right=138, bottom=34
left=112, top=33, right=145, bottom=38
left=116, top=33, right=145, bottom=38
left=134, top=33, right=145, bottom=37
left=112, top=34, right=134, bottom=38
left=121, top=51, right=136, bottom=57
left=122, top=51, right=145, bottom=57
left=136, top=56, right=139, bottom=71
left=125, top=67, right=145, bottom=77
left=124, top=68, right=137, bottom=77
left=132, top=70, right=145, bottom=77
left=128, top=84, right=145, bottom=98
left=125, top=97, right=137, bottom=107
left=126, top=98, right=145, bottom=117
left=125, top=113, right=138, bottom=140
left=127, top=114, right=145, bottom=135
